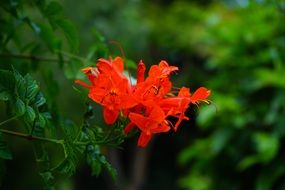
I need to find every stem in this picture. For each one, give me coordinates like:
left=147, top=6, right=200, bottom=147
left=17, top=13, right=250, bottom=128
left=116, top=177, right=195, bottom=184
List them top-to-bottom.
left=57, top=50, right=86, bottom=62
left=0, top=53, right=69, bottom=63
left=0, top=116, right=18, bottom=126
left=29, top=118, right=37, bottom=136
left=0, top=128, right=63, bottom=144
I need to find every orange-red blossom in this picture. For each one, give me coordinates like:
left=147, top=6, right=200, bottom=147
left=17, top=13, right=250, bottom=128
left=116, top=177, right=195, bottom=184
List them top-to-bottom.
left=75, top=57, right=211, bottom=147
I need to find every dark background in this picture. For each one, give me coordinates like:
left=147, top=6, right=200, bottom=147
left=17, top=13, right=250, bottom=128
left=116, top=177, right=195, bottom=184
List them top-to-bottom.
left=1, top=0, right=285, bottom=189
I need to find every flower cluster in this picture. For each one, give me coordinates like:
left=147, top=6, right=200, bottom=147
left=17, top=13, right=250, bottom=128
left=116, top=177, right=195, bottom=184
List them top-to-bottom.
left=75, top=57, right=211, bottom=147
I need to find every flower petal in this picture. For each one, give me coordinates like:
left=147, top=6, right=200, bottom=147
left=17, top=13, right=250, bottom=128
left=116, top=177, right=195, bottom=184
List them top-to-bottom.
left=113, top=57, right=124, bottom=72
left=136, top=60, right=146, bottom=84
left=74, top=80, right=92, bottom=89
left=191, top=87, right=211, bottom=104
left=149, top=106, right=165, bottom=123
left=103, top=108, right=119, bottom=125
left=129, top=112, right=148, bottom=131
left=124, top=122, right=136, bottom=135
left=138, top=132, right=152, bottom=147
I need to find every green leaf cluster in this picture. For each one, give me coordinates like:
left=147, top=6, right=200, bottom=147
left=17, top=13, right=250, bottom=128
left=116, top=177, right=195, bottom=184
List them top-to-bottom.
left=0, top=0, right=122, bottom=189
left=145, top=1, right=285, bottom=189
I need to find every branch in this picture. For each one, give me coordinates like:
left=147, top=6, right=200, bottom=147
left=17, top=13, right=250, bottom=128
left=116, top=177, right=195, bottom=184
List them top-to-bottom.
left=0, top=53, right=69, bottom=63
left=0, top=116, right=18, bottom=126
left=0, top=128, right=63, bottom=144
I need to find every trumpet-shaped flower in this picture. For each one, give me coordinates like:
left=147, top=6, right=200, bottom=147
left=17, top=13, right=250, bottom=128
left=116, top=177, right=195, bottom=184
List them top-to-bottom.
left=76, top=56, right=211, bottom=147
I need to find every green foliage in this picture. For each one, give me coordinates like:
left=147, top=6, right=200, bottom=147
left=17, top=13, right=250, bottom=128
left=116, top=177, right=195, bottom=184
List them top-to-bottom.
left=0, top=0, right=121, bottom=189
left=4, top=0, right=285, bottom=189
left=144, top=1, right=285, bottom=189
left=0, top=66, right=120, bottom=188
left=86, top=144, right=117, bottom=179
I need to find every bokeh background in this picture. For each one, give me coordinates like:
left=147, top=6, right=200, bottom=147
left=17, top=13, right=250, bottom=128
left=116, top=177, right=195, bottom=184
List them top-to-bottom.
left=1, top=0, right=285, bottom=189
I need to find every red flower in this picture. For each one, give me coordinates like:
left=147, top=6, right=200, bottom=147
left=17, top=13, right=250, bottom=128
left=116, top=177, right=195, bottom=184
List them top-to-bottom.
left=76, top=56, right=211, bottom=147
left=76, top=57, right=137, bottom=124
left=132, top=61, right=176, bottom=103
left=157, top=87, right=191, bottom=131
left=190, top=87, right=211, bottom=104
left=128, top=105, right=170, bottom=147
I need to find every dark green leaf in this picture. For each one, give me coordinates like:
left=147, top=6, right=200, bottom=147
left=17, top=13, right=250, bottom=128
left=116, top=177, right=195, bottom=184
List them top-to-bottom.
left=33, top=0, right=46, bottom=11
left=44, top=1, right=63, bottom=18
left=22, top=17, right=41, bottom=34
left=55, top=19, right=79, bottom=52
left=38, top=23, right=60, bottom=51
left=63, top=59, right=83, bottom=79
left=125, top=59, right=137, bottom=70
left=12, top=68, right=26, bottom=99
left=0, top=70, right=15, bottom=92
left=24, top=74, right=39, bottom=101
left=0, top=91, right=10, bottom=101
left=34, top=92, right=46, bottom=107
left=15, top=97, right=26, bottom=116
left=24, top=105, right=36, bottom=123
left=38, top=113, right=46, bottom=128
left=61, top=120, right=77, bottom=141
left=33, top=123, right=45, bottom=137
left=254, top=133, right=279, bottom=163
left=53, top=142, right=79, bottom=176
left=86, top=145, right=117, bottom=180
left=87, top=145, right=102, bottom=176
left=53, top=157, right=76, bottom=176
left=88, top=157, right=102, bottom=176
left=256, top=164, right=285, bottom=190
left=39, top=172, right=55, bottom=190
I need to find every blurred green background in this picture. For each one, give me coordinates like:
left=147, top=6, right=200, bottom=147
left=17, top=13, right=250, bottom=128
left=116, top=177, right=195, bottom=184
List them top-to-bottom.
left=1, top=0, right=285, bottom=189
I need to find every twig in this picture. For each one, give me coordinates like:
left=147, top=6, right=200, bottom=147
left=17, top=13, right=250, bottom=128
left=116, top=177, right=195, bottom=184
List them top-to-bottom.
left=0, top=53, right=69, bottom=63
left=0, top=116, right=18, bottom=126
left=0, top=128, right=63, bottom=144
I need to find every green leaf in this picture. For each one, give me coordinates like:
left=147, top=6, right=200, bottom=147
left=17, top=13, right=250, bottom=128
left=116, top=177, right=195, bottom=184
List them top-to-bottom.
left=33, top=0, right=46, bottom=11
left=44, top=1, right=63, bottom=18
left=22, top=17, right=41, bottom=34
left=55, top=19, right=79, bottom=52
left=38, top=23, right=60, bottom=51
left=63, top=59, right=83, bottom=79
left=125, top=59, right=137, bottom=70
left=12, top=68, right=26, bottom=99
left=253, top=68, right=285, bottom=89
left=0, top=70, right=15, bottom=92
left=24, top=74, right=40, bottom=101
left=0, top=91, right=10, bottom=101
left=34, top=92, right=46, bottom=107
left=15, top=97, right=26, bottom=116
left=196, top=105, right=216, bottom=127
left=24, top=106, right=36, bottom=123
left=38, top=114, right=46, bottom=128
left=61, top=120, right=77, bottom=141
left=52, top=121, right=83, bottom=176
left=33, top=123, right=45, bottom=137
left=210, top=128, right=232, bottom=154
left=0, top=132, right=12, bottom=160
left=238, top=133, right=280, bottom=171
left=254, top=133, right=279, bottom=163
left=178, top=139, right=212, bottom=165
left=53, top=142, right=79, bottom=176
left=86, top=145, right=117, bottom=180
left=87, top=145, right=102, bottom=176
left=238, top=155, right=260, bottom=171
left=54, top=156, right=77, bottom=176
left=255, top=164, right=285, bottom=190
left=39, top=171, right=55, bottom=190
left=178, top=171, right=212, bottom=190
